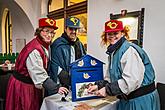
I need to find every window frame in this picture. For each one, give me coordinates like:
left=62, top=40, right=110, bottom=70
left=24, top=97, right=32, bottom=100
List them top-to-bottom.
left=47, top=0, right=87, bottom=24
left=110, top=8, right=145, bottom=47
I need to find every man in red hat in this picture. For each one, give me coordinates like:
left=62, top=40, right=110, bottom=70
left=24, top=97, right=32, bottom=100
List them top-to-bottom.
left=6, top=18, right=69, bottom=110
left=87, top=19, right=160, bottom=110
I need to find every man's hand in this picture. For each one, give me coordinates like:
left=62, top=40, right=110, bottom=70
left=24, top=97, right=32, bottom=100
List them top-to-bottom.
left=58, top=87, right=69, bottom=95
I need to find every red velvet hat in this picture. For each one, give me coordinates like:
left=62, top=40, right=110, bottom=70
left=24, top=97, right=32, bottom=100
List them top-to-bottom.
left=39, top=18, right=58, bottom=30
left=105, top=20, right=124, bottom=33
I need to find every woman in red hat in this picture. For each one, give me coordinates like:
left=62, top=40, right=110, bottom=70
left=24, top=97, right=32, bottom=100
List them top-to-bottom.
left=5, top=18, right=69, bottom=110
left=88, top=20, right=160, bottom=110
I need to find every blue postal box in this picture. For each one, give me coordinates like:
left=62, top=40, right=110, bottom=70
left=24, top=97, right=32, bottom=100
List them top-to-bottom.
left=70, top=54, right=104, bottom=102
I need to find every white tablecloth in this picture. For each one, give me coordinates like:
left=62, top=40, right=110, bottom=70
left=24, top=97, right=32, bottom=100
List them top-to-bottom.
left=40, top=93, right=118, bottom=110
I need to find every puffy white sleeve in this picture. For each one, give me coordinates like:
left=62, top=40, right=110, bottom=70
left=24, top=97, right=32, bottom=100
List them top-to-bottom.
left=118, top=46, right=145, bottom=95
left=26, top=49, right=49, bottom=89
left=104, top=56, right=111, bottom=82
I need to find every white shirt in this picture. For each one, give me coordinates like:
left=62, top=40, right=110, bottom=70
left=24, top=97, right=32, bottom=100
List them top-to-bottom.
left=26, top=48, right=49, bottom=89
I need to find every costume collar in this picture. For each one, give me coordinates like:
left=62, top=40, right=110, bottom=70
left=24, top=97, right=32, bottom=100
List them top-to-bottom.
left=36, top=36, right=49, bottom=50
left=106, top=36, right=126, bottom=55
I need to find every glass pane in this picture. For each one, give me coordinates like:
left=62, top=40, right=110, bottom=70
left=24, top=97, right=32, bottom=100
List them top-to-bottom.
left=49, top=0, right=64, bottom=12
left=68, top=0, right=86, bottom=6
left=74, top=13, right=87, bottom=51
left=118, top=17, right=138, bottom=40
left=52, top=18, right=64, bottom=42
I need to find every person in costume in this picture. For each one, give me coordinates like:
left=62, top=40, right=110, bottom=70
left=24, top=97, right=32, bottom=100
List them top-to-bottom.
left=47, top=16, right=86, bottom=95
left=6, top=18, right=69, bottom=110
left=88, top=19, right=160, bottom=110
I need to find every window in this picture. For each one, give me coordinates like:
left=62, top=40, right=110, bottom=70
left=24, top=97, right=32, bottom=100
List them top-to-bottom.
left=49, top=0, right=64, bottom=12
left=68, top=0, right=86, bottom=6
left=75, top=13, right=87, bottom=47
left=52, top=18, right=64, bottom=41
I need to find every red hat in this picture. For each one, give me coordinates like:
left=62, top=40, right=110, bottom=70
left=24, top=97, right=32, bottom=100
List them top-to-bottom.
left=39, top=18, right=58, bottom=30
left=105, top=20, right=124, bottom=33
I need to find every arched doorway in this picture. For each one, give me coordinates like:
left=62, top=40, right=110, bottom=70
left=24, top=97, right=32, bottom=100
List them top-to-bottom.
left=1, top=8, right=12, bottom=54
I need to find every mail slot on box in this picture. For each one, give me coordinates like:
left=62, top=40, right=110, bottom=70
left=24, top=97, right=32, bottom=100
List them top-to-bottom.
left=70, top=54, right=104, bottom=101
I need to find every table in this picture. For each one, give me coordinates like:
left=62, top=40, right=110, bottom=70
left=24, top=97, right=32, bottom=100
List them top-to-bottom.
left=40, top=93, right=118, bottom=110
